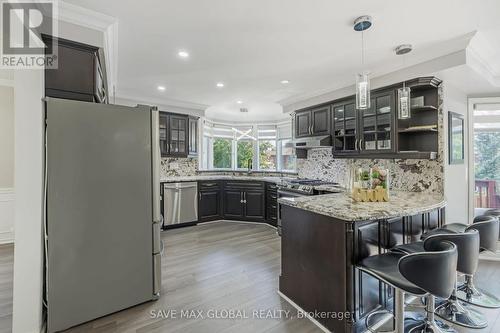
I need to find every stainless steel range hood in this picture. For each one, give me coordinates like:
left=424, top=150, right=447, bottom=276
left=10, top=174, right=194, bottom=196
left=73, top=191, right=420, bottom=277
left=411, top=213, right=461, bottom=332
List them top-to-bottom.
left=294, top=135, right=331, bottom=149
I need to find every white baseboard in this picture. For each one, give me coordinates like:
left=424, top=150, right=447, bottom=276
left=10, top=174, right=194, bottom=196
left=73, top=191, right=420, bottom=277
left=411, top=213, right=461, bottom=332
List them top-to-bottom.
left=0, top=188, right=15, bottom=244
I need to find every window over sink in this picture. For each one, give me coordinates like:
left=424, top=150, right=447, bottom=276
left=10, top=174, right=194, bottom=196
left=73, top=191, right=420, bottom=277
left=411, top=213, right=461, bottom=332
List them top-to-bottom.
left=200, top=120, right=296, bottom=172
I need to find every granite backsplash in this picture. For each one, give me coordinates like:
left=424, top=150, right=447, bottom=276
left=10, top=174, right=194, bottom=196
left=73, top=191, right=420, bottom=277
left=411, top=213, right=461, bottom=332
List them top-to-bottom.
left=296, top=149, right=443, bottom=193
left=160, top=157, right=297, bottom=179
left=161, top=157, right=198, bottom=178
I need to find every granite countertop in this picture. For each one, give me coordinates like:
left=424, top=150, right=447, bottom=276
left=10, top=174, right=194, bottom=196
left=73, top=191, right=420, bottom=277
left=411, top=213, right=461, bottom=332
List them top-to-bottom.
left=160, top=175, right=290, bottom=184
left=278, top=191, right=445, bottom=222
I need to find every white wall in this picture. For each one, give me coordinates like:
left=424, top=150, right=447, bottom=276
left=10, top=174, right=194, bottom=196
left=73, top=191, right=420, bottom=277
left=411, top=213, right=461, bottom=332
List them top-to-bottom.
left=12, top=70, right=44, bottom=333
left=443, top=83, right=469, bottom=224
left=0, top=84, right=15, bottom=244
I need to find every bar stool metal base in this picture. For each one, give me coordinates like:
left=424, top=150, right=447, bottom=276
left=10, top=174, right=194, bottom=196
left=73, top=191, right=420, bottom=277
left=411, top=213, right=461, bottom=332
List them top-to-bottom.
left=457, top=275, right=500, bottom=309
left=406, top=296, right=457, bottom=333
left=435, top=299, right=487, bottom=328
left=365, top=310, right=396, bottom=333
left=406, top=318, right=457, bottom=333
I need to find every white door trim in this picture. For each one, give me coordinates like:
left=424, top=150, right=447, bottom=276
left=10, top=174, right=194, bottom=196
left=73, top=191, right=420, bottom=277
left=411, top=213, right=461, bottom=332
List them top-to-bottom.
left=467, top=97, right=500, bottom=222
left=0, top=188, right=15, bottom=244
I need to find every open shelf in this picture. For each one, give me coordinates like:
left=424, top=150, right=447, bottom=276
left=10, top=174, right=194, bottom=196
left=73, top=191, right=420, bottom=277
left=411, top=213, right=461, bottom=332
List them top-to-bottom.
left=411, top=105, right=438, bottom=112
left=398, top=125, right=438, bottom=133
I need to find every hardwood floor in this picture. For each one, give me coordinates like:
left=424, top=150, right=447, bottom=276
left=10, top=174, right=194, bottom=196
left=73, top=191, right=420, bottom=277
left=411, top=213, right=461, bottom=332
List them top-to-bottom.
left=1, top=221, right=500, bottom=332
left=63, top=221, right=320, bottom=333
left=0, top=244, right=13, bottom=333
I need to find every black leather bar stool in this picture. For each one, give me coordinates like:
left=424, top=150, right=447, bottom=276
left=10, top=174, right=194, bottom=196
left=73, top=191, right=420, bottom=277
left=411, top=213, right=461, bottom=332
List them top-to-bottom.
left=483, top=209, right=500, bottom=238
left=423, top=215, right=500, bottom=308
left=392, top=230, right=487, bottom=329
left=357, top=240, right=458, bottom=333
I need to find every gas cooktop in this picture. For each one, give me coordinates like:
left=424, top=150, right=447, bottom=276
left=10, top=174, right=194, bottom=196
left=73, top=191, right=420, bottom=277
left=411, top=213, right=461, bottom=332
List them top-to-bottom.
left=278, top=178, right=342, bottom=195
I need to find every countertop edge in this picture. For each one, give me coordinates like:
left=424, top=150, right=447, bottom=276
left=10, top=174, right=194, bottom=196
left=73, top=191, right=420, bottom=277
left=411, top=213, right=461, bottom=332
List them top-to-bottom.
left=278, top=193, right=446, bottom=222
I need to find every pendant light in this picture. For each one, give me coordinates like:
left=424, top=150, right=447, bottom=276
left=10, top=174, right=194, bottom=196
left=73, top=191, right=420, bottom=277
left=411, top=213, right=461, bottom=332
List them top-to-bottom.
left=354, top=15, right=372, bottom=110
left=395, top=44, right=413, bottom=119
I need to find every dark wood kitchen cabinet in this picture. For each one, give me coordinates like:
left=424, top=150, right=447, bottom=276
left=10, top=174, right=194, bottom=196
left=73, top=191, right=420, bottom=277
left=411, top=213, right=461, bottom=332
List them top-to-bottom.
left=42, top=35, right=107, bottom=103
left=293, top=76, right=441, bottom=160
left=331, top=90, right=396, bottom=155
left=359, top=90, right=396, bottom=154
left=331, top=98, right=358, bottom=154
left=294, top=106, right=330, bottom=138
left=159, top=112, right=190, bottom=157
left=168, top=114, right=188, bottom=156
left=188, top=117, right=199, bottom=156
left=198, top=181, right=222, bottom=222
left=223, top=181, right=265, bottom=222
left=266, top=183, right=278, bottom=226
left=223, top=190, right=245, bottom=219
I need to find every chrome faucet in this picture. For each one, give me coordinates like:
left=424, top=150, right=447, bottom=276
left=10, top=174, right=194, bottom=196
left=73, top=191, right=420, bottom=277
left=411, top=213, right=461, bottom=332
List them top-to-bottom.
left=247, top=158, right=253, bottom=175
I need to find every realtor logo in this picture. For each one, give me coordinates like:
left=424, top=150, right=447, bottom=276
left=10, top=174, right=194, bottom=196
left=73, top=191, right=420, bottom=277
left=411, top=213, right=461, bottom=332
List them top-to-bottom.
left=1, top=0, right=58, bottom=69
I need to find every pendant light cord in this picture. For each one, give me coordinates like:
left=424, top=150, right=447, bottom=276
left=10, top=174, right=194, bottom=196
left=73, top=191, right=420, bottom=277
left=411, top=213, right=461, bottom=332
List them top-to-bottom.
left=361, top=31, right=365, bottom=69
left=402, top=53, right=406, bottom=89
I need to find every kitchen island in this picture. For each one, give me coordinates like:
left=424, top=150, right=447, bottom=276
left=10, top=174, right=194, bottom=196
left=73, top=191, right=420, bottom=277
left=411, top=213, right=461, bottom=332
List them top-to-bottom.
left=278, top=191, right=446, bottom=333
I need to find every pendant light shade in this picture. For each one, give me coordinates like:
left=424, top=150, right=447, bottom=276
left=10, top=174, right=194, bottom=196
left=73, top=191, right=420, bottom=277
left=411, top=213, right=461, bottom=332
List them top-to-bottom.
left=354, top=15, right=372, bottom=110
left=395, top=44, right=413, bottom=119
left=356, top=72, right=370, bottom=110
left=398, top=85, right=411, bottom=119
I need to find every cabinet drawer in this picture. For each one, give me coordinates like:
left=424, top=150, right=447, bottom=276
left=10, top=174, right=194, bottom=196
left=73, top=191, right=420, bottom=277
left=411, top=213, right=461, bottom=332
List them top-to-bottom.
left=199, top=181, right=221, bottom=190
left=224, top=181, right=265, bottom=190
left=266, top=183, right=278, bottom=191
left=267, top=193, right=278, bottom=201
left=267, top=202, right=278, bottom=210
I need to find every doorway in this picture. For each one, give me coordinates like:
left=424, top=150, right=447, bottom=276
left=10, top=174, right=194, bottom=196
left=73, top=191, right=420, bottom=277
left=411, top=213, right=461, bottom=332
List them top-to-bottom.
left=468, top=98, right=500, bottom=222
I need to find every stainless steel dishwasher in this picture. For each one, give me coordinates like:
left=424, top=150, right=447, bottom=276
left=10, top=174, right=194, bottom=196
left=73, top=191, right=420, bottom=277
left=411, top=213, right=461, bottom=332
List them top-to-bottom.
left=163, top=182, right=198, bottom=225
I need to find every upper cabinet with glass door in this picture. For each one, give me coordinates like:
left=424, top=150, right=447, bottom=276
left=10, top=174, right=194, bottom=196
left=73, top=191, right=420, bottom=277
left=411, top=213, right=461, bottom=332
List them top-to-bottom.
left=359, top=90, right=396, bottom=153
left=332, top=99, right=359, bottom=154
left=159, top=112, right=197, bottom=158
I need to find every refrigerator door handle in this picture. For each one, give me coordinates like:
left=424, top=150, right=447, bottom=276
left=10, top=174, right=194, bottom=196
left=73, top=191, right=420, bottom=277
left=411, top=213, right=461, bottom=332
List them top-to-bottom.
left=151, top=107, right=162, bottom=224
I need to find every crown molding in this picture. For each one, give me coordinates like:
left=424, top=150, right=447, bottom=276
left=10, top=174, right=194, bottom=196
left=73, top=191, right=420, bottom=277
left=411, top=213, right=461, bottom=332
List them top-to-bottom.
left=58, top=1, right=116, bottom=31
left=466, top=36, right=500, bottom=87
left=115, top=92, right=209, bottom=113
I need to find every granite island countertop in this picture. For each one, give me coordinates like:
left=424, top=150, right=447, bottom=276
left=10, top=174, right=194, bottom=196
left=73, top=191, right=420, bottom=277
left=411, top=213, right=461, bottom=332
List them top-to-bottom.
left=278, top=190, right=445, bottom=222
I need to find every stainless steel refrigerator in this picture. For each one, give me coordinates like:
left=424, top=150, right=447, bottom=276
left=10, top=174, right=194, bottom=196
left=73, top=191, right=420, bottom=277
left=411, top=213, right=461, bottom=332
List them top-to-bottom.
left=44, top=98, right=162, bottom=332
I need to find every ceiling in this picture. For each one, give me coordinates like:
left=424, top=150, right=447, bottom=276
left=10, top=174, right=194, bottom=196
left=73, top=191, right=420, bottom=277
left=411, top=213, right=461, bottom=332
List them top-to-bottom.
left=65, top=0, right=500, bottom=122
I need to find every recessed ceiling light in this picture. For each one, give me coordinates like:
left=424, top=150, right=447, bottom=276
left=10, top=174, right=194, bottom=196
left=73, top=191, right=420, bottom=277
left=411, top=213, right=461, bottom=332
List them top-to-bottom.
left=177, top=50, right=189, bottom=58
left=281, top=80, right=290, bottom=84
left=216, top=82, right=225, bottom=88
left=157, top=86, right=166, bottom=91
left=236, top=100, right=243, bottom=104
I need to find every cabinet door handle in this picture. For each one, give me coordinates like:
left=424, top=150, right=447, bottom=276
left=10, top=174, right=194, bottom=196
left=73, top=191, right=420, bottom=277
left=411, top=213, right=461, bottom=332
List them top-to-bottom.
left=355, top=139, right=358, bottom=151
left=359, top=139, right=363, bottom=151
left=240, top=192, right=243, bottom=203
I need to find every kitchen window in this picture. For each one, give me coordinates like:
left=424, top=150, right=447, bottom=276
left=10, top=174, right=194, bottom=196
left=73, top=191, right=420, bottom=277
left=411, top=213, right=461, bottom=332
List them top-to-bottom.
left=200, top=120, right=295, bottom=172
left=258, top=126, right=277, bottom=171
left=213, top=138, right=232, bottom=169
left=278, top=139, right=296, bottom=172
left=237, top=140, right=254, bottom=169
